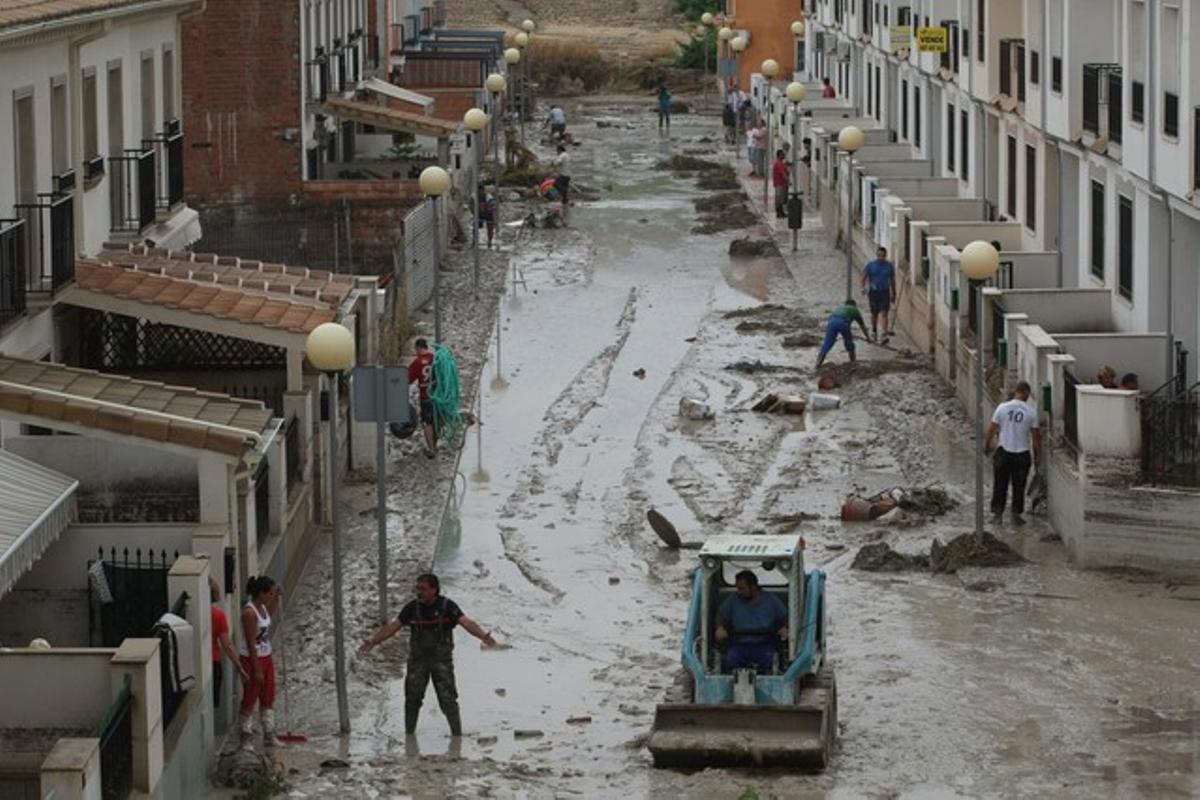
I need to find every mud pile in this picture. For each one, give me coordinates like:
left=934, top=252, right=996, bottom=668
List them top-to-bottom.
left=655, top=154, right=723, bottom=172
left=697, top=166, right=741, bottom=190
left=692, top=191, right=757, bottom=234
left=729, top=238, right=780, bottom=257
left=782, top=333, right=822, bottom=348
left=818, top=357, right=919, bottom=384
left=897, top=486, right=958, bottom=517
left=930, top=532, right=1026, bottom=574
left=851, top=542, right=929, bottom=572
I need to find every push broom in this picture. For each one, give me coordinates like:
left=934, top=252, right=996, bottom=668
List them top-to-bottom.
left=274, top=597, right=307, bottom=744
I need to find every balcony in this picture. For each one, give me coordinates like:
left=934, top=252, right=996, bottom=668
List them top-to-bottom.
left=433, top=0, right=448, bottom=28
left=420, top=6, right=432, bottom=35
left=306, top=49, right=330, bottom=105
left=1082, top=64, right=1122, bottom=146
left=143, top=119, right=185, bottom=213
left=109, top=148, right=156, bottom=236
left=13, top=190, right=75, bottom=294
left=0, top=219, right=27, bottom=327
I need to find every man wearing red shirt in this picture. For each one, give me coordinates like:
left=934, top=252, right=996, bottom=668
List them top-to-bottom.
left=821, top=78, right=836, bottom=98
left=772, top=149, right=790, bottom=218
left=408, top=338, right=437, bottom=457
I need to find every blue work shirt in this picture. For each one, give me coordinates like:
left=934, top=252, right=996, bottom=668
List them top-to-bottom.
left=658, top=90, right=671, bottom=111
left=863, top=259, right=896, bottom=293
left=718, top=591, right=788, bottom=643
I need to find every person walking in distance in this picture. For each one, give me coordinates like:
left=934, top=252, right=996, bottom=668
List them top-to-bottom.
left=821, top=77, right=836, bottom=98
left=657, top=85, right=672, bottom=132
left=545, top=104, right=567, bottom=142
left=553, top=144, right=572, bottom=225
left=772, top=149, right=790, bottom=218
left=861, top=246, right=897, bottom=343
left=815, top=299, right=872, bottom=369
left=409, top=338, right=437, bottom=457
left=985, top=380, right=1042, bottom=525
left=359, top=573, right=498, bottom=737
left=238, top=575, right=281, bottom=749
left=211, top=577, right=248, bottom=711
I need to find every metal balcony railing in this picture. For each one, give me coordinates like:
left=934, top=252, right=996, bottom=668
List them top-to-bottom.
left=433, top=0, right=448, bottom=27
left=420, top=6, right=432, bottom=35
left=999, top=39, right=1025, bottom=103
left=307, top=49, right=330, bottom=104
left=1082, top=65, right=1101, bottom=135
left=1107, top=69, right=1123, bottom=144
left=1194, top=107, right=1200, bottom=191
left=144, top=119, right=184, bottom=212
left=109, top=148, right=156, bottom=235
left=13, top=192, right=74, bottom=293
left=0, top=219, right=27, bottom=328
left=1142, top=378, right=1200, bottom=486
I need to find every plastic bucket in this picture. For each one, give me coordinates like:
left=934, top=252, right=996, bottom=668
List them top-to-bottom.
left=809, top=392, right=842, bottom=410
left=678, top=397, right=715, bottom=420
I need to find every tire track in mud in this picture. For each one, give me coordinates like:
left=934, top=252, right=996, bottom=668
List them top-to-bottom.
left=497, top=287, right=641, bottom=599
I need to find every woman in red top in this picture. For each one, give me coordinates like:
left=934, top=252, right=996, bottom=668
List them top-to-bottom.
left=772, top=149, right=790, bottom=218
left=210, top=577, right=247, bottom=709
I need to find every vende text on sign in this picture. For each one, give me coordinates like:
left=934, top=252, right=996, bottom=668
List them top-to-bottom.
left=916, top=26, right=948, bottom=52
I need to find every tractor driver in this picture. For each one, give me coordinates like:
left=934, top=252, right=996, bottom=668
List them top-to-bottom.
left=715, top=570, right=788, bottom=673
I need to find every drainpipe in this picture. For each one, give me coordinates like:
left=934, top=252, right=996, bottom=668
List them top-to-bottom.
left=1148, top=0, right=1157, bottom=187
left=1055, top=139, right=1064, bottom=287
left=1165, top=198, right=1175, bottom=382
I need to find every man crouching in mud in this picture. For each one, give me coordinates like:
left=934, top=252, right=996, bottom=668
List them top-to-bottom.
left=359, top=573, right=497, bottom=736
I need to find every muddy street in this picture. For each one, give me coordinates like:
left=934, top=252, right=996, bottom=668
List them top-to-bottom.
left=276, top=101, right=1200, bottom=799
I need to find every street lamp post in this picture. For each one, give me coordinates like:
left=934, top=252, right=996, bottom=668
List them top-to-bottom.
left=700, top=12, right=714, bottom=108
left=791, top=19, right=805, bottom=75
left=718, top=26, right=734, bottom=94
left=515, top=31, right=530, bottom=149
left=504, top=47, right=520, bottom=128
left=761, top=59, right=779, bottom=215
left=486, top=73, right=507, bottom=249
left=786, top=81, right=806, bottom=252
left=463, top=107, right=489, bottom=298
left=837, top=125, right=864, bottom=301
left=419, top=166, right=450, bottom=343
left=961, top=240, right=1001, bottom=542
left=306, top=322, right=357, bottom=736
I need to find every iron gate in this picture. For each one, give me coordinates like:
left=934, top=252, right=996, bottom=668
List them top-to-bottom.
left=88, top=547, right=178, bottom=647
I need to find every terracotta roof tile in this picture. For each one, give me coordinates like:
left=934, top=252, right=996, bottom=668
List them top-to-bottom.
left=0, top=0, right=168, bottom=31
left=76, top=254, right=348, bottom=335
left=0, top=355, right=272, bottom=458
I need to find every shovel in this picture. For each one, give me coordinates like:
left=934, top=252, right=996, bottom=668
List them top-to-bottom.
left=647, top=509, right=702, bottom=550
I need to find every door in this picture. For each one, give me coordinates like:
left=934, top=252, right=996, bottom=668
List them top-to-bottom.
left=13, top=89, right=39, bottom=288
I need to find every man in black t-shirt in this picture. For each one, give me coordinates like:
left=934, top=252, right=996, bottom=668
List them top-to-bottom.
left=359, top=573, right=497, bottom=736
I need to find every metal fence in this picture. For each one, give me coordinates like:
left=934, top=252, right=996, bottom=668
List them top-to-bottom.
left=109, top=149, right=156, bottom=234
left=14, top=191, right=74, bottom=293
left=397, top=199, right=436, bottom=316
left=0, top=218, right=27, bottom=327
left=1141, top=378, right=1200, bottom=486
left=285, top=415, right=303, bottom=492
left=88, top=547, right=178, bottom=647
left=94, top=674, right=133, bottom=800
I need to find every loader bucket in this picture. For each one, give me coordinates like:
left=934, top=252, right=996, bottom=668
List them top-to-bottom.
left=648, top=690, right=835, bottom=770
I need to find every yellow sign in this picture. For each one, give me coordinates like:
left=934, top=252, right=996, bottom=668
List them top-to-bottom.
left=889, top=25, right=912, bottom=52
left=916, top=26, right=948, bottom=52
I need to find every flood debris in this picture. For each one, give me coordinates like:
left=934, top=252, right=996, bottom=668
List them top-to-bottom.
left=654, top=154, right=724, bottom=172
left=697, top=166, right=741, bottom=190
left=729, top=238, right=781, bottom=257
left=725, top=304, right=816, bottom=334
left=782, top=333, right=822, bottom=348
left=817, top=358, right=920, bottom=384
left=726, top=359, right=803, bottom=375
left=632, top=368, right=647, bottom=380
left=809, top=392, right=841, bottom=410
left=751, top=393, right=807, bottom=414
left=678, top=396, right=715, bottom=420
left=897, top=486, right=959, bottom=517
left=930, top=533, right=1027, bottom=574
left=851, top=542, right=930, bottom=572
left=567, top=715, right=594, bottom=725
left=514, top=729, right=546, bottom=739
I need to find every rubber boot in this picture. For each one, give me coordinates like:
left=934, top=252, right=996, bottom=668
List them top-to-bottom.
left=404, top=705, right=420, bottom=735
left=261, top=708, right=281, bottom=748
left=446, top=708, right=463, bottom=737
left=238, top=709, right=256, bottom=750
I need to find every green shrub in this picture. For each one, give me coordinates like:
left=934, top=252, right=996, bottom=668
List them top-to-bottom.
left=672, top=0, right=721, bottom=22
left=673, top=28, right=717, bottom=70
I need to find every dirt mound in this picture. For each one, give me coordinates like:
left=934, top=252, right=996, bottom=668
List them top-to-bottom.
left=656, top=154, right=723, bottom=172
left=697, top=166, right=741, bottom=190
left=694, top=191, right=745, bottom=213
left=692, top=193, right=758, bottom=234
left=729, top=238, right=780, bottom=257
left=724, top=304, right=788, bottom=319
left=725, top=304, right=817, bottom=335
left=782, top=333, right=822, bottom=348
left=819, top=358, right=918, bottom=384
left=726, top=359, right=803, bottom=375
left=897, top=486, right=958, bottom=517
left=930, top=532, right=1026, bottom=574
left=851, top=542, right=929, bottom=572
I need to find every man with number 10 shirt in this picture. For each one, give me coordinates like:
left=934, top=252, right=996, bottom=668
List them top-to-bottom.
left=985, top=380, right=1042, bottom=525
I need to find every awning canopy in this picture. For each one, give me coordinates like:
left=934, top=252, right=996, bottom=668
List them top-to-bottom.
left=360, top=77, right=434, bottom=109
left=323, top=96, right=459, bottom=138
left=0, top=450, right=77, bottom=599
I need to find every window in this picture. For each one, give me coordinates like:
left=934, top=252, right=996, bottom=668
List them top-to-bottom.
left=977, top=0, right=985, bottom=61
left=962, top=27, right=970, bottom=60
left=162, top=45, right=176, bottom=122
left=1029, top=50, right=1039, bottom=85
left=139, top=51, right=155, bottom=140
left=1051, top=57, right=1062, bottom=93
left=107, top=60, right=123, bottom=157
left=866, top=65, right=873, bottom=116
left=874, top=65, right=881, bottom=121
left=82, top=68, right=98, bottom=159
left=51, top=77, right=68, bottom=175
left=901, top=78, right=909, bottom=137
left=1131, top=81, right=1145, bottom=123
left=914, top=86, right=921, bottom=147
left=13, top=90, right=36, bottom=206
left=1164, top=92, right=1180, bottom=137
left=947, top=103, right=956, bottom=173
left=960, top=109, right=969, bottom=182
left=1006, top=135, right=1017, bottom=217
left=1025, top=144, right=1036, bottom=232
left=1090, top=180, right=1105, bottom=279
left=1118, top=194, right=1133, bottom=300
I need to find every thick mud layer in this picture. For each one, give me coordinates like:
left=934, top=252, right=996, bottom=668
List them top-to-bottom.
left=262, top=98, right=1200, bottom=800
left=930, top=531, right=1027, bottom=573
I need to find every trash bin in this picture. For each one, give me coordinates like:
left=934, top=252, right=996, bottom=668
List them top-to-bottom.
left=787, top=194, right=804, bottom=230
